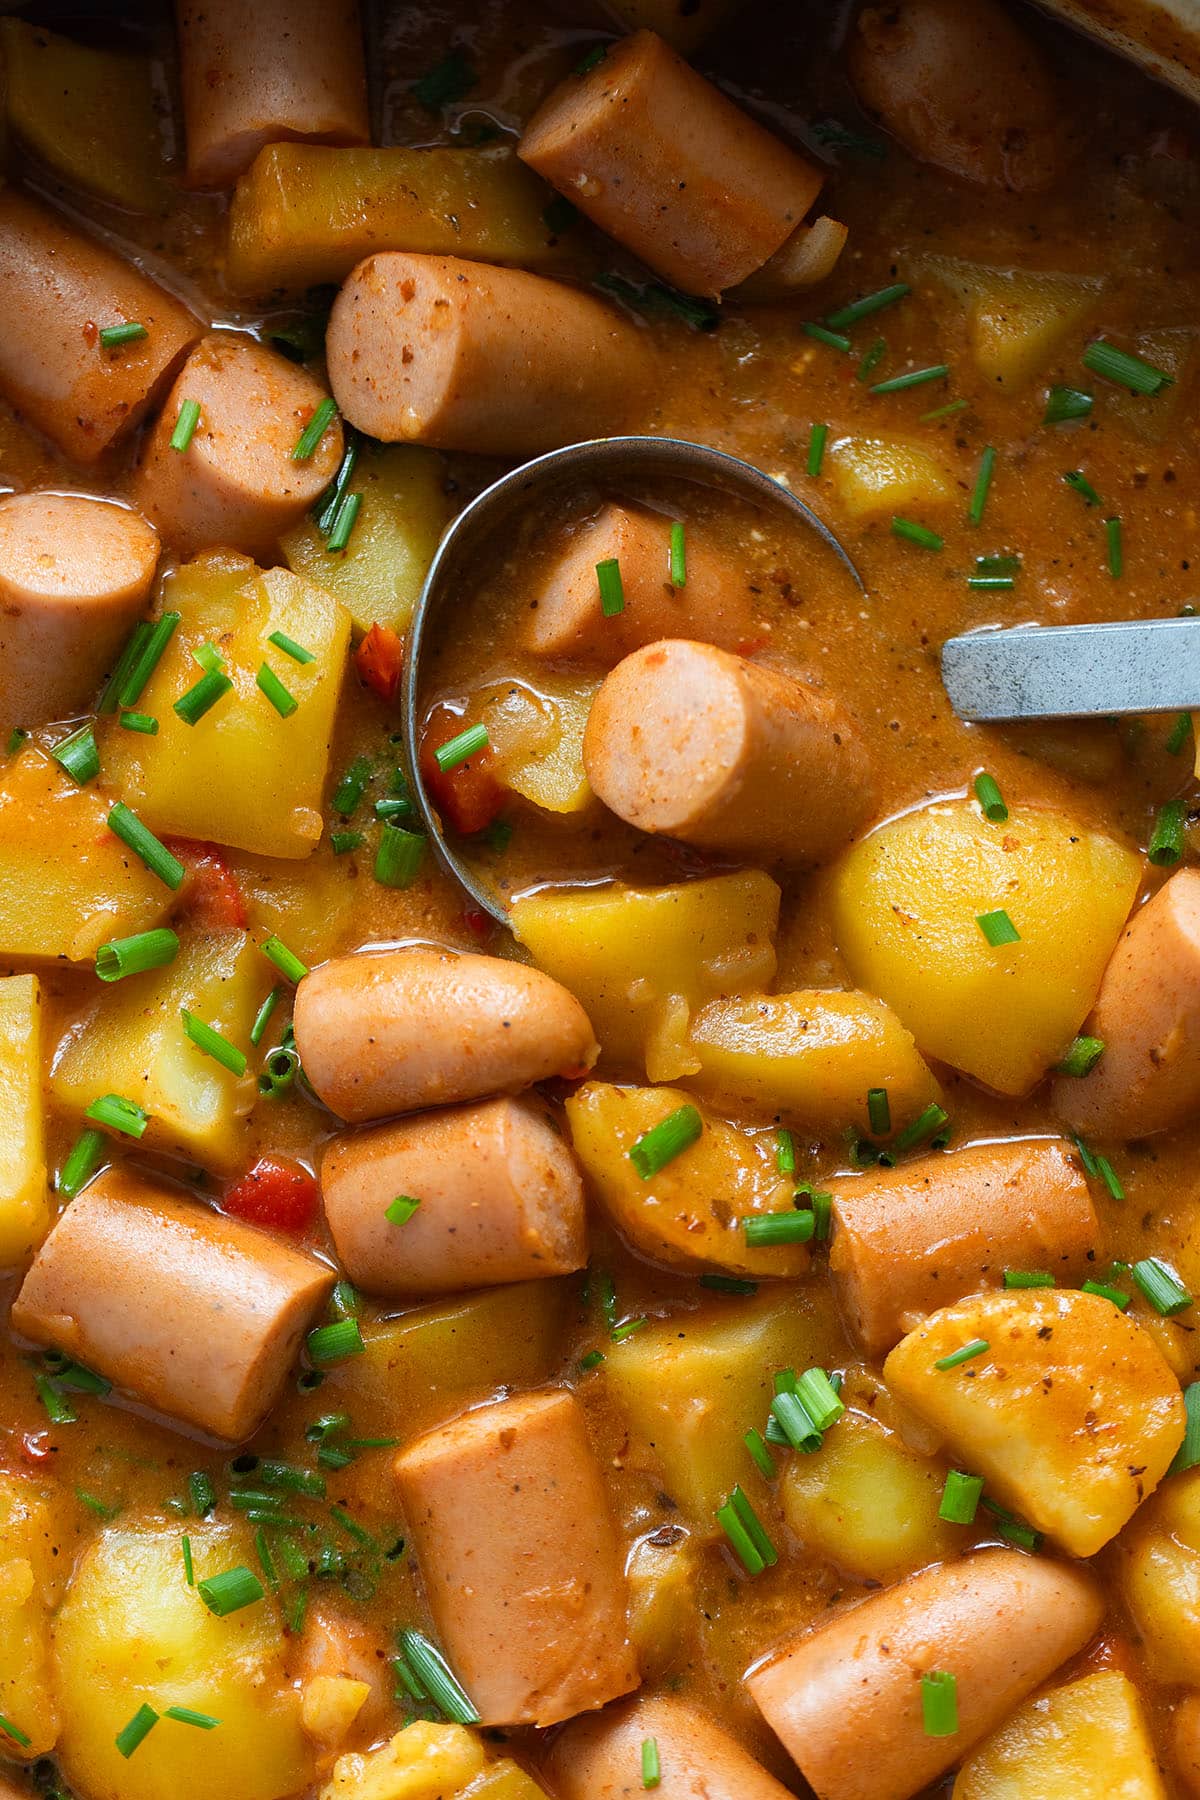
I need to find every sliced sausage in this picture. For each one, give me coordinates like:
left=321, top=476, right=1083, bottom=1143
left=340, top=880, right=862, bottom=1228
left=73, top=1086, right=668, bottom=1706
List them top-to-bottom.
left=176, top=0, right=369, bottom=189
left=518, top=30, right=825, bottom=298
left=0, top=189, right=202, bottom=465
left=325, top=252, right=653, bottom=455
left=131, top=331, right=343, bottom=560
left=0, top=495, right=159, bottom=732
left=525, top=502, right=760, bottom=665
left=582, top=638, right=875, bottom=865
left=1054, top=869, right=1200, bottom=1141
left=293, top=945, right=599, bottom=1124
left=319, top=1096, right=587, bottom=1295
left=829, top=1139, right=1098, bottom=1355
left=11, top=1170, right=334, bottom=1443
left=393, top=1387, right=638, bottom=1727
left=747, top=1548, right=1103, bottom=1800
left=543, top=1694, right=794, bottom=1800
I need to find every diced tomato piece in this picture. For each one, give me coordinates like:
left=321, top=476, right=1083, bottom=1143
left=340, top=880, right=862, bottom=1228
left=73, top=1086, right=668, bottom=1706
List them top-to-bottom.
left=355, top=623, right=404, bottom=704
left=420, top=702, right=505, bottom=836
left=164, top=837, right=248, bottom=928
left=462, top=908, right=492, bottom=939
left=222, top=1156, right=319, bottom=1234
left=20, top=1431, right=54, bottom=1465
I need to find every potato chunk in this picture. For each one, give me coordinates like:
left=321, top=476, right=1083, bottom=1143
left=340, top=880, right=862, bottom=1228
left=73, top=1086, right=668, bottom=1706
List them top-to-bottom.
left=919, top=257, right=1101, bottom=387
left=827, top=436, right=955, bottom=522
left=103, top=552, right=350, bottom=860
left=476, top=675, right=600, bottom=815
left=830, top=797, right=1141, bottom=1094
left=511, top=872, right=779, bottom=1078
left=0, top=974, right=49, bottom=1267
left=565, top=1081, right=807, bottom=1278
left=885, top=1290, right=1184, bottom=1557
left=1121, top=1467, right=1200, bottom=1683
left=0, top=1472, right=59, bottom=1759
left=52, top=1519, right=312, bottom=1800
left=952, top=1671, right=1166, bottom=1800
left=321, top=1721, right=550, bottom=1800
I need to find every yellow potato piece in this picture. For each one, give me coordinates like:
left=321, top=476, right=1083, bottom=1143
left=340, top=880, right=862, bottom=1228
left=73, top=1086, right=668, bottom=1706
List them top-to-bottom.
left=921, top=257, right=1102, bottom=386
left=827, top=436, right=956, bottom=522
left=104, top=553, right=350, bottom=859
left=478, top=675, right=599, bottom=815
left=830, top=797, right=1141, bottom=1094
left=234, top=852, right=358, bottom=968
left=0, top=974, right=49, bottom=1268
left=686, top=988, right=942, bottom=1135
left=565, top=1081, right=807, bottom=1278
left=885, top=1289, right=1184, bottom=1557
left=1121, top=1468, right=1200, bottom=1683
left=0, top=1472, right=59, bottom=1759
left=626, top=1531, right=700, bottom=1680
left=952, top=1671, right=1166, bottom=1800
left=300, top=1676, right=370, bottom=1749
left=322, top=1721, right=485, bottom=1800
left=464, top=1767, right=551, bottom=1799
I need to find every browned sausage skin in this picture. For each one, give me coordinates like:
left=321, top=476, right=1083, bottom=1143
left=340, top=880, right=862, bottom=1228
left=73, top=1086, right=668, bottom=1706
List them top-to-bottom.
left=0, top=189, right=203, bottom=465
left=829, top=1138, right=1099, bottom=1354
left=11, top=1171, right=334, bottom=1442
left=393, top=1388, right=638, bottom=1726
left=747, top=1549, right=1103, bottom=1800
left=543, top=1694, right=795, bottom=1799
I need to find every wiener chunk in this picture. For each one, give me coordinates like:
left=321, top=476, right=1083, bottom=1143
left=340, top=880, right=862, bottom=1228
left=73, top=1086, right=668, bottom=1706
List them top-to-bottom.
left=176, top=0, right=369, bottom=189
left=519, top=30, right=826, bottom=298
left=0, top=189, right=202, bottom=464
left=326, top=252, right=652, bottom=454
left=132, top=332, right=343, bottom=560
left=0, top=495, right=159, bottom=731
left=583, top=638, right=875, bottom=864
left=1054, top=869, right=1200, bottom=1140
left=293, top=945, right=599, bottom=1124
left=319, top=1096, right=588, bottom=1295
left=829, top=1139, right=1098, bottom=1354
left=11, top=1171, right=334, bottom=1442
left=393, top=1388, right=638, bottom=1726
left=747, top=1549, right=1103, bottom=1800
left=544, top=1694, right=794, bottom=1799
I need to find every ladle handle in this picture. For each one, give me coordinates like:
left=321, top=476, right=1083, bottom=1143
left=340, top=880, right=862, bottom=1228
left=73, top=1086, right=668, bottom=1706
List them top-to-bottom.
left=942, top=615, right=1200, bottom=721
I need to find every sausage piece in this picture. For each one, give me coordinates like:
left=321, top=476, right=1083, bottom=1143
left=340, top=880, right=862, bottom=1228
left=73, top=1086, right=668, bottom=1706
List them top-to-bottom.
left=176, top=0, right=369, bottom=189
left=519, top=30, right=826, bottom=298
left=0, top=189, right=202, bottom=465
left=325, top=252, right=653, bottom=455
left=131, top=332, right=343, bottom=560
left=0, top=495, right=159, bottom=731
left=526, top=503, right=760, bottom=665
left=583, top=638, right=875, bottom=865
left=1053, top=870, right=1200, bottom=1141
left=293, top=945, right=599, bottom=1124
left=320, top=1096, right=588, bottom=1296
left=829, top=1139, right=1098, bottom=1355
left=11, top=1171, right=334, bottom=1442
left=393, top=1387, right=638, bottom=1726
left=747, top=1548, right=1103, bottom=1800
left=543, top=1695, right=794, bottom=1800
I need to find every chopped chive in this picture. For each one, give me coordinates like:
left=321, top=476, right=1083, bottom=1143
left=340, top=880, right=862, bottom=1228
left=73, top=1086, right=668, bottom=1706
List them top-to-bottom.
left=409, top=47, right=478, bottom=110
left=825, top=282, right=909, bottom=329
left=100, top=321, right=148, bottom=347
left=802, top=321, right=852, bottom=353
left=857, top=336, right=887, bottom=382
left=1083, top=338, right=1173, bottom=396
left=871, top=363, right=949, bottom=395
left=1044, top=385, right=1092, bottom=424
left=292, top=396, right=338, bottom=461
left=920, top=397, right=968, bottom=423
left=170, top=399, right=201, bottom=453
left=807, top=421, right=828, bottom=477
left=315, top=431, right=360, bottom=535
left=968, top=446, right=996, bottom=525
left=1063, top=469, right=1101, bottom=507
left=326, top=491, right=361, bottom=553
left=1105, top=515, right=1123, bottom=578
left=891, top=517, right=944, bottom=551
left=669, top=520, right=686, bottom=587
left=967, top=554, right=1019, bottom=591
left=596, top=557, right=625, bottom=618
left=118, top=611, right=181, bottom=708
left=99, top=620, right=152, bottom=713
left=268, top=630, right=315, bottom=665
left=192, top=641, right=224, bottom=675
left=256, top=663, right=298, bottom=719
left=174, top=667, right=232, bottom=726
left=119, top=710, right=158, bottom=734
left=1168, top=712, right=1193, bottom=756
left=434, top=723, right=488, bottom=772
left=52, top=724, right=100, bottom=785
left=6, top=726, right=26, bottom=754
left=332, top=755, right=372, bottom=818
left=972, top=772, right=1008, bottom=821
left=375, top=795, right=415, bottom=823
left=1149, top=797, right=1187, bottom=866
left=108, top=800, right=185, bottom=885
left=375, top=823, right=425, bottom=888
left=331, top=830, right=364, bottom=857
left=977, top=908, right=1020, bottom=946
left=96, top=927, right=179, bottom=983
left=261, top=934, right=308, bottom=982
left=249, top=988, right=282, bottom=1048
left=182, top=1009, right=247, bottom=1077
left=1056, top=1035, right=1105, bottom=1077
left=258, top=1042, right=299, bottom=1098
left=867, top=1087, right=891, bottom=1135
left=85, top=1092, right=148, bottom=1139
left=894, top=1102, right=949, bottom=1153
left=629, top=1104, right=702, bottom=1178
left=58, top=1127, right=105, bottom=1198
left=774, top=1128, right=796, bottom=1176
left=1075, top=1135, right=1100, bottom=1177
left=811, top=1189, right=832, bottom=1241
left=385, top=1194, right=421, bottom=1226
left=744, top=1209, right=815, bottom=1245
left=1132, top=1257, right=1192, bottom=1316
left=1004, top=1269, right=1055, bottom=1289
left=700, top=1274, right=758, bottom=1295
left=331, top=1278, right=360, bottom=1319
left=1081, top=1279, right=1130, bottom=1309
left=611, top=1317, right=648, bottom=1343
left=307, top=1318, right=365, bottom=1365
left=935, top=1339, right=988, bottom=1371
left=578, top=1349, right=605, bottom=1372
left=795, top=1368, right=844, bottom=1431
left=35, top=1376, right=76, bottom=1425
left=1169, top=1382, right=1200, bottom=1474
left=770, top=1390, right=823, bottom=1453
left=745, top=1427, right=777, bottom=1480
left=247, top=1459, right=326, bottom=1498
left=189, top=1470, right=216, bottom=1516
left=938, top=1470, right=983, bottom=1524
left=716, top=1494, right=767, bottom=1575
left=980, top=1497, right=1042, bottom=1551
left=181, top=1534, right=195, bottom=1584
left=196, top=1566, right=264, bottom=1617
left=397, top=1629, right=480, bottom=1725
left=921, top=1670, right=958, bottom=1738
left=116, top=1704, right=159, bottom=1757
left=164, top=1707, right=220, bottom=1730
left=0, top=1716, right=30, bottom=1748
left=641, top=1735, right=661, bottom=1789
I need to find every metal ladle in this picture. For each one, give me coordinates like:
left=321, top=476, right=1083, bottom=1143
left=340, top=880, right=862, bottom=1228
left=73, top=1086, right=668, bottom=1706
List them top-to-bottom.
left=941, top=617, right=1200, bottom=722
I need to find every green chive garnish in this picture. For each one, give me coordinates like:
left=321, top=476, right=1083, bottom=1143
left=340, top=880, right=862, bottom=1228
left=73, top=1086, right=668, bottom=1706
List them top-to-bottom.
left=825, top=282, right=909, bottom=329
left=100, top=321, right=148, bottom=348
left=803, top=321, right=851, bottom=353
left=857, top=336, right=886, bottom=382
left=1083, top=339, right=1173, bottom=396
left=871, top=363, right=949, bottom=395
left=1044, top=385, right=1092, bottom=425
left=292, top=396, right=338, bottom=461
left=920, top=397, right=968, bottom=423
left=170, top=399, right=201, bottom=453
left=807, top=421, right=828, bottom=477
left=315, top=431, right=360, bottom=534
left=968, top=446, right=995, bottom=525
left=1063, top=469, right=1101, bottom=507
left=326, top=490, right=361, bottom=553
left=1105, top=515, right=1123, bottom=578
left=891, top=517, right=943, bottom=551
left=669, top=520, right=686, bottom=587
left=967, top=554, right=1019, bottom=591
left=596, top=558, right=625, bottom=618
left=119, top=611, right=181, bottom=709
left=99, top=620, right=153, bottom=714
left=269, top=631, right=315, bottom=665
left=257, top=663, right=297, bottom=718
left=174, top=668, right=232, bottom=726
left=119, top=711, right=158, bottom=734
left=1167, top=713, right=1192, bottom=756
left=434, top=723, right=488, bottom=772
left=52, top=724, right=100, bottom=785
left=332, top=755, right=372, bottom=818
left=973, top=773, right=1008, bottom=821
left=1149, top=797, right=1187, bottom=867
left=375, top=824, right=425, bottom=888
left=331, top=830, right=364, bottom=853
left=977, top=908, right=1020, bottom=946
left=96, top=927, right=179, bottom=982
left=261, top=934, right=308, bottom=982
left=249, top=988, right=282, bottom=1047
left=181, top=1009, right=247, bottom=1076
left=1056, top=1035, right=1105, bottom=1077
left=867, top=1087, right=891, bottom=1135
left=85, top=1093, right=148, bottom=1139
left=894, top=1102, right=949, bottom=1153
left=629, top=1104, right=702, bottom=1178
left=58, top=1128, right=105, bottom=1197
left=775, top=1128, right=795, bottom=1173
left=385, top=1194, right=421, bottom=1226
left=744, top=1210, right=815, bottom=1246
left=1132, top=1257, right=1192, bottom=1316
left=1004, top=1269, right=1055, bottom=1289
left=701, top=1274, right=758, bottom=1295
left=1081, top=1279, right=1130, bottom=1309
left=611, top=1317, right=647, bottom=1342
left=307, top=1319, right=365, bottom=1365
left=935, top=1339, right=988, bottom=1371
left=578, top=1348, right=605, bottom=1372
left=795, top=1367, right=844, bottom=1430
left=35, top=1376, right=76, bottom=1425
left=1169, top=1382, right=1200, bottom=1474
left=769, top=1389, right=822, bottom=1452
left=744, top=1427, right=776, bottom=1480
left=189, top=1470, right=216, bottom=1515
left=938, top=1470, right=983, bottom=1524
left=716, top=1485, right=777, bottom=1574
left=981, top=1497, right=1041, bottom=1551
left=181, top=1534, right=195, bottom=1584
left=196, top=1566, right=264, bottom=1617
left=397, top=1629, right=480, bottom=1725
left=921, top=1670, right=958, bottom=1737
left=116, top=1705, right=159, bottom=1757
left=164, top=1707, right=220, bottom=1730
left=0, top=1716, right=30, bottom=1748
left=641, top=1735, right=661, bottom=1789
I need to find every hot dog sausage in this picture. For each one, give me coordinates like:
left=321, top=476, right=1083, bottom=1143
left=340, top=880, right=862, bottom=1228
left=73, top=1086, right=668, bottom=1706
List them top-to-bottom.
left=176, top=0, right=369, bottom=189
left=519, top=30, right=827, bottom=299
left=0, top=189, right=202, bottom=465
left=325, top=252, right=653, bottom=454
left=131, top=331, right=343, bottom=560
left=0, top=495, right=159, bottom=731
left=525, top=503, right=760, bottom=665
left=582, top=639, right=875, bottom=864
left=293, top=946, right=599, bottom=1124
left=319, top=1096, right=588, bottom=1295
left=829, top=1139, right=1098, bottom=1355
left=11, top=1171, right=334, bottom=1442
left=393, top=1387, right=638, bottom=1727
left=747, top=1549, right=1103, bottom=1800
left=543, top=1694, right=794, bottom=1800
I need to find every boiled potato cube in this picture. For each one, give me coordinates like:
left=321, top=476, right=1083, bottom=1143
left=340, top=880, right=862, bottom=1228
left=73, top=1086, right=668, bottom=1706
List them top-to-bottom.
left=921, top=256, right=1102, bottom=386
left=827, top=437, right=955, bottom=522
left=282, top=445, right=448, bottom=638
left=104, top=552, right=350, bottom=860
left=475, top=675, right=599, bottom=815
left=0, top=748, right=170, bottom=961
left=830, top=797, right=1141, bottom=1093
left=233, top=852, right=358, bottom=969
left=511, top=872, right=780, bottom=1078
left=51, top=929, right=267, bottom=1171
left=0, top=975, right=49, bottom=1267
left=686, top=989, right=942, bottom=1135
left=565, top=1082, right=807, bottom=1278
left=604, top=1289, right=847, bottom=1531
left=885, top=1289, right=1185, bottom=1557
left=780, top=1411, right=956, bottom=1582
left=1121, top=1467, right=1200, bottom=1683
left=0, top=1472, right=59, bottom=1759
left=53, top=1519, right=312, bottom=1800
left=626, top=1531, right=700, bottom=1680
left=952, top=1671, right=1166, bottom=1800
left=300, top=1675, right=370, bottom=1750
left=322, top=1721, right=484, bottom=1800
left=465, top=1766, right=551, bottom=1799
